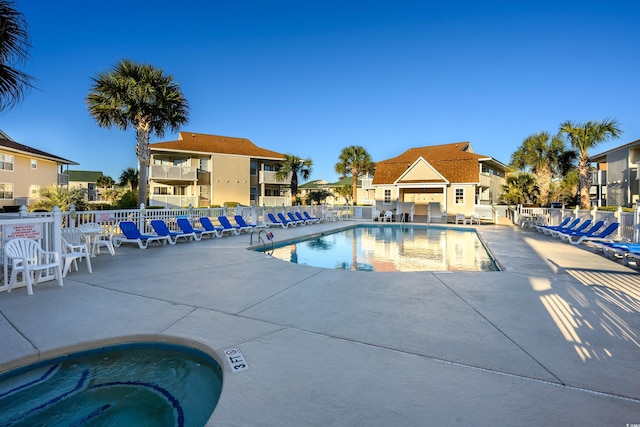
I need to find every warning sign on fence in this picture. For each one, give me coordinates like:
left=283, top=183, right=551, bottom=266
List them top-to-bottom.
left=4, top=224, right=43, bottom=240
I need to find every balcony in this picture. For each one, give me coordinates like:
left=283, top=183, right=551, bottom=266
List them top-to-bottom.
left=150, top=165, right=197, bottom=181
left=259, top=171, right=290, bottom=185
left=58, top=173, right=69, bottom=185
left=479, top=173, right=492, bottom=188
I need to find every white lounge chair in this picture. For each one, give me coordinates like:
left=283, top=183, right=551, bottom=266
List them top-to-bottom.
left=427, top=202, right=444, bottom=224
left=5, top=237, right=63, bottom=295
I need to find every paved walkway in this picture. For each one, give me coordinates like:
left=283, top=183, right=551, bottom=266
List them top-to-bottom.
left=1, top=221, right=639, bottom=426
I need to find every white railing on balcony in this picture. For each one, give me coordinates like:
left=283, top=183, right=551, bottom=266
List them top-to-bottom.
left=150, top=165, right=197, bottom=181
left=259, top=171, right=290, bottom=185
left=479, top=173, right=493, bottom=188
left=148, top=195, right=198, bottom=209
left=259, top=196, right=291, bottom=207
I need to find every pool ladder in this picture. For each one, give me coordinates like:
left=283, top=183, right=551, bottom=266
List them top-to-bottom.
left=250, top=229, right=274, bottom=255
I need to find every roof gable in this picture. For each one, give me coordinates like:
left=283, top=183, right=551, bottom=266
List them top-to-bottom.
left=150, top=132, right=285, bottom=159
left=397, top=157, right=448, bottom=184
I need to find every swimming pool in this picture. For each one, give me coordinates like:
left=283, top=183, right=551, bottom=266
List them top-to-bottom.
left=266, top=224, right=498, bottom=272
left=0, top=342, right=223, bottom=427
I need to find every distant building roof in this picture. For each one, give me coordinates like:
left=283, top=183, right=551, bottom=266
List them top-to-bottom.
left=0, top=130, right=78, bottom=165
left=150, top=132, right=285, bottom=160
left=589, top=138, right=640, bottom=163
left=373, top=142, right=505, bottom=185
left=68, top=170, right=103, bottom=182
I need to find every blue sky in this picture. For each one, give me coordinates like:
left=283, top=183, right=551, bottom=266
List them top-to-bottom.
left=2, top=0, right=639, bottom=183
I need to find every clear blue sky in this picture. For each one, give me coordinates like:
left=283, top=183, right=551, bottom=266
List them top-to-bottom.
left=2, top=0, right=639, bottom=183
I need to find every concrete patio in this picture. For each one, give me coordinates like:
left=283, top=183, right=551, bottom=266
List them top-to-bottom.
left=1, top=221, right=639, bottom=426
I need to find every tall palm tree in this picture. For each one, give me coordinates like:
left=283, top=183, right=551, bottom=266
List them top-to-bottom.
left=0, top=0, right=35, bottom=112
left=86, top=59, right=189, bottom=205
left=559, top=119, right=622, bottom=209
left=509, top=131, right=575, bottom=206
left=335, top=146, right=374, bottom=205
left=275, top=154, right=312, bottom=205
left=119, top=167, right=139, bottom=192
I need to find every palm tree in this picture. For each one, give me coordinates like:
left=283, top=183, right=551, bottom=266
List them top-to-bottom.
left=0, top=0, right=35, bottom=112
left=86, top=59, right=189, bottom=206
left=559, top=119, right=622, bottom=209
left=509, top=131, right=575, bottom=206
left=335, top=146, right=374, bottom=205
left=275, top=154, right=312, bottom=205
left=119, top=167, right=139, bottom=191
left=500, top=172, right=537, bottom=205
left=95, top=174, right=115, bottom=190
left=28, top=185, right=87, bottom=212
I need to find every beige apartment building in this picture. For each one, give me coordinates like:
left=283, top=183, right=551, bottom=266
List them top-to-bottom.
left=0, top=131, right=77, bottom=209
left=149, top=132, right=288, bottom=208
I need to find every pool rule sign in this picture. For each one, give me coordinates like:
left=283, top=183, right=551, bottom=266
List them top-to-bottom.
left=224, top=348, right=249, bottom=372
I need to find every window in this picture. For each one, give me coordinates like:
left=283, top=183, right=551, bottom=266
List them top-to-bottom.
left=0, top=154, right=14, bottom=171
left=199, top=157, right=208, bottom=171
left=31, top=159, right=37, bottom=169
left=250, top=160, right=257, bottom=175
left=0, top=183, right=14, bottom=199
left=153, top=186, right=169, bottom=195
left=250, top=186, right=257, bottom=203
left=455, top=188, right=464, bottom=204
left=384, top=189, right=391, bottom=204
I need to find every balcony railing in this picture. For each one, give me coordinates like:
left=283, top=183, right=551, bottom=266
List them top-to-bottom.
left=150, top=165, right=197, bottom=181
left=259, top=171, right=290, bottom=185
left=58, top=173, right=69, bottom=185
left=148, top=195, right=198, bottom=209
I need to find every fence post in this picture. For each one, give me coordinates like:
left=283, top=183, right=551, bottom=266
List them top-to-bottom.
left=139, top=203, right=146, bottom=232
left=69, top=204, right=77, bottom=228
left=635, top=204, right=640, bottom=243
left=18, top=205, right=27, bottom=217
left=52, top=206, right=62, bottom=260
left=617, top=206, right=623, bottom=240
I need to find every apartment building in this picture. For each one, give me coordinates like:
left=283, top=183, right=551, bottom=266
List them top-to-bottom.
left=0, top=130, right=77, bottom=209
left=148, top=132, right=288, bottom=208
left=589, top=138, right=640, bottom=207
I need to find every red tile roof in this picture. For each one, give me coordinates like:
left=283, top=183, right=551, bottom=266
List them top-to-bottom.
left=150, top=132, right=285, bottom=159
left=373, top=142, right=487, bottom=185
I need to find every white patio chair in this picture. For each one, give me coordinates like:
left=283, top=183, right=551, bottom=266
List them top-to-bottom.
left=372, top=209, right=381, bottom=222
left=383, top=210, right=394, bottom=222
left=455, top=213, right=466, bottom=224
left=469, top=213, right=481, bottom=225
left=80, top=222, right=115, bottom=256
left=61, top=237, right=92, bottom=277
left=5, top=238, right=63, bottom=295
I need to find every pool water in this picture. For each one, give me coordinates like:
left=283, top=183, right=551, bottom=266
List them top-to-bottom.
left=268, top=225, right=498, bottom=272
left=0, top=343, right=223, bottom=427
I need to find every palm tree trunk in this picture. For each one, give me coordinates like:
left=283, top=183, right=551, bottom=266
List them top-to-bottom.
left=136, top=126, right=151, bottom=206
left=578, top=155, right=591, bottom=209
left=351, top=172, right=358, bottom=205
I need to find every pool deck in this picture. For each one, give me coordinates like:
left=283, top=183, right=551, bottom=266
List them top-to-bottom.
left=1, top=221, right=639, bottom=426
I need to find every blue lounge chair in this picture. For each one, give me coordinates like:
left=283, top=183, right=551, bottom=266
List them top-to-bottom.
left=295, top=211, right=315, bottom=224
left=303, top=211, right=323, bottom=223
left=267, top=212, right=290, bottom=228
left=277, top=212, right=297, bottom=227
left=287, top=212, right=306, bottom=225
left=233, top=215, right=258, bottom=232
left=217, top=216, right=241, bottom=235
left=177, top=217, right=219, bottom=239
left=199, top=217, right=225, bottom=236
left=535, top=217, right=571, bottom=233
left=541, top=218, right=579, bottom=235
left=151, top=219, right=196, bottom=244
left=549, top=219, right=592, bottom=238
left=557, top=220, right=604, bottom=241
left=113, top=221, right=169, bottom=249
left=565, top=222, right=619, bottom=245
